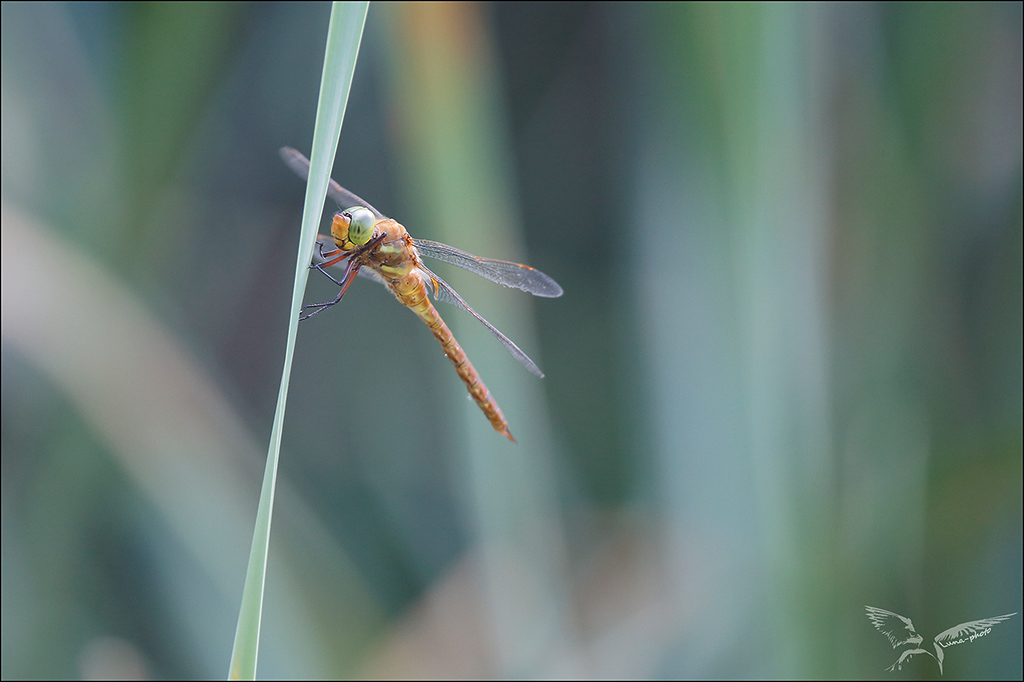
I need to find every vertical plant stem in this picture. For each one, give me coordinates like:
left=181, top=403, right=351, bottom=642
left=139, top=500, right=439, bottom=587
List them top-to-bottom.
left=227, top=3, right=368, bottom=679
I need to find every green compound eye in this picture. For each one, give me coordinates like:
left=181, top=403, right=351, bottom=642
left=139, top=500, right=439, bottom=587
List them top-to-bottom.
left=345, top=206, right=376, bottom=246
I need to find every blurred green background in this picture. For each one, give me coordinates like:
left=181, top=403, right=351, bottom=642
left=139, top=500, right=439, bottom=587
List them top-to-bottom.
left=2, top=2, right=1020, bottom=679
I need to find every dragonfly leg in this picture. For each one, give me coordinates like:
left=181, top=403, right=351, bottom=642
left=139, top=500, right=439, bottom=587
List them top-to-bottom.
left=300, top=234, right=387, bottom=321
left=311, top=240, right=344, bottom=268
left=316, top=240, right=338, bottom=259
left=309, top=242, right=350, bottom=286
left=301, top=258, right=360, bottom=321
left=311, top=262, right=347, bottom=287
left=299, top=297, right=340, bottom=320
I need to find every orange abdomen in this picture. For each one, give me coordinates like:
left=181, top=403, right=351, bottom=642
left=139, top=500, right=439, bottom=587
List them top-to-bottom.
left=393, top=273, right=515, bottom=442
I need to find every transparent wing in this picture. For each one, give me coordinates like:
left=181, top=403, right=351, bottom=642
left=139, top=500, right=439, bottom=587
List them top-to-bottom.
left=279, top=147, right=387, bottom=220
left=282, top=147, right=562, bottom=298
left=311, top=235, right=547, bottom=377
left=415, top=239, right=563, bottom=298
left=418, top=264, right=545, bottom=378
left=865, top=606, right=921, bottom=648
left=933, top=613, right=1017, bottom=647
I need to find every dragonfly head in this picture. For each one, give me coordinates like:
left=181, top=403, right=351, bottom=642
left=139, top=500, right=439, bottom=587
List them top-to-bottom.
left=334, top=206, right=376, bottom=246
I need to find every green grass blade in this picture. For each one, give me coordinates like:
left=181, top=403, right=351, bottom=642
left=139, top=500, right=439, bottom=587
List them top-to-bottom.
left=228, top=3, right=368, bottom=679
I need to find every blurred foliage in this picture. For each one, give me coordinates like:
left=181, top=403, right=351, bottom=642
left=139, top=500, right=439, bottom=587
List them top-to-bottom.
left=1, top=2, right=1020, bottom=679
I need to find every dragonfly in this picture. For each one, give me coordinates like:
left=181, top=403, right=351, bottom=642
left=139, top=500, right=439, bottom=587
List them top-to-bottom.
left=280, top=147, right=563, bottom=442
